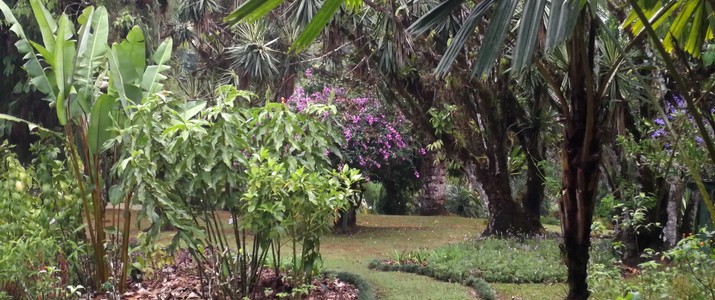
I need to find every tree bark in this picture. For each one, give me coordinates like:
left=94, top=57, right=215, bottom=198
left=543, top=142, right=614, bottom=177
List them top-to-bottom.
left=560, top=11, right=600, bottom=300
left=419, top=154, right=447, bottom=215
left=479, top=165, right=539, bottom=236
left=665, top=181, right=683, bottom=247
left=335, top=203, right=359, bottom=232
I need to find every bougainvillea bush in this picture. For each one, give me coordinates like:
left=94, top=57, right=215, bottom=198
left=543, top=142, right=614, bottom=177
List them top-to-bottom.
left=287, top=73, right=424, bottom=214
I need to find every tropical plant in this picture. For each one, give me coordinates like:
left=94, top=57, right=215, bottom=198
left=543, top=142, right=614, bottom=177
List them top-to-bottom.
left=0, top=0, right=173, bottom=291
left=114, top=86, right=362, bottom=298
left=0, top=140, right=88, bottom=299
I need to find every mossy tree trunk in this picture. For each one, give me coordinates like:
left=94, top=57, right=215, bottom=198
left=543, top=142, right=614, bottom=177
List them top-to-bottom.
left=419, top=153, right=447, bottom=216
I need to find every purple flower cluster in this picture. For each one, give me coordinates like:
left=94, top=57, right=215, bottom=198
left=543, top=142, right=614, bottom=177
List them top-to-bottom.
left=286, top=84, right=419, bottom=177
left=651, top=93, right=714, bottom=145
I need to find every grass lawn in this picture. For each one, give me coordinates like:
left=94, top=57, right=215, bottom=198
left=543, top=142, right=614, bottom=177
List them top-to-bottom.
left=110, top=210, right=566, bottom=299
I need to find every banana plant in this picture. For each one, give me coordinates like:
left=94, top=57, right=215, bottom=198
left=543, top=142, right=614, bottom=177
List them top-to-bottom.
left=0, top=0, right=172, bottom=291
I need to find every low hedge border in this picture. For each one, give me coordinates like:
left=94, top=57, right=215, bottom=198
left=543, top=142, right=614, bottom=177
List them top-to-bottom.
left=367, top=260, right=496, bottom=300
left=324, top=271, right=377, bottom=300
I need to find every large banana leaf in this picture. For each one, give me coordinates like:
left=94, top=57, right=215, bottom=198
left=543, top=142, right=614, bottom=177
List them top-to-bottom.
left=29, top=0, right=57, bottom=53
left=224, top=0, right=284, bottom=24
left=291, top=0, right=342, bottom=52
left=407, top=0, right=466, bottom=37
left=434, top=0, right=494, bottom=76
left=472, top=0, right=518, bottom=76
left=513, top=0, right=547, bottom=70
left=545, top=0, right=583, bottom=50
left=0, top=1, right=56, bottom=100
left=74, top=6, right=109, bottom=114
left=52, top=14, right=77, bottom=125
left=108, top=26, right=146, bottom=108
left=142, top=38, right=173, bottom=98
left=87, top=94, right=118, bottom=156
left=0, top=113, right=61, bottom=136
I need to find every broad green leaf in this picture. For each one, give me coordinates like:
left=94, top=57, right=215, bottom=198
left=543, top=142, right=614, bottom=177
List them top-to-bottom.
left=29, top=0, right=57, bottom=53
left=224, top=0, right=284, bottom=25
left=291, top=0, right=342, bottom=52
left=435, top=0, right=494, bottom=76
left=472, top=0, right=518, bottom=77
left=512, top=0, right=547, bottom=71
left=622, top=0, right=678, bottom=36
left=663, top=0, right=699, bottom=54
left=683, top=0, right=707, bottom=57
left=0, top=2, right=56, bottom=100
left=75, top=6, right=109, bottom=113
left=53, top=14, right=76, bottom=125
left=108, top=26, right=146, bottom=108
left=142, top=38, right=173, bottom=97
left=28, top=40, right=54, bottom=63
left=88, top=94, right=117, bottom=156
left=181, top=100, right=207, bottom=120
left=0, top=113, right=60, bottom=136
left=108, top=184, right=124, bottom=205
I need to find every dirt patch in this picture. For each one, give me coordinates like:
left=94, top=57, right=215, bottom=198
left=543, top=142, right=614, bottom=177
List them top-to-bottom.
left=93, top=250, right=358, bottom=299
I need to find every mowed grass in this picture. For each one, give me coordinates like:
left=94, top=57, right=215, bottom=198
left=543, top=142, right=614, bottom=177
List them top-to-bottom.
left=107, top=210, right=566, bottom=299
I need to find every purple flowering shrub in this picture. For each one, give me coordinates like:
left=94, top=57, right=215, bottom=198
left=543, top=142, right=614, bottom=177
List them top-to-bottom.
left=286, top=72, right=424, bottom=213
left=646, top=93, right=715, bottom=179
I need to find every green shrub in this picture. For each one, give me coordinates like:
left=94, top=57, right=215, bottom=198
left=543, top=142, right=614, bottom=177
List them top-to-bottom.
left=116, top=89, right=362, bottom=297
left=0, top=141, right=89, bottom=298
left=590, top=230, right=715, bottom=299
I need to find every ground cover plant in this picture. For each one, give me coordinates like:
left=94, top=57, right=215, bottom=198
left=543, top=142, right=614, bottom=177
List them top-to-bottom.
left=372, top=237, right=567, bottom=284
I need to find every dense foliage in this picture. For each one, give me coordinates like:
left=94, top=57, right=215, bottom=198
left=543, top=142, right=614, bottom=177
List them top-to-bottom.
left=0, top=141, right=88, bottom=298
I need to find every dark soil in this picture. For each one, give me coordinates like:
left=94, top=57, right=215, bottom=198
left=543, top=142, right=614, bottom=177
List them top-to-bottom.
left=102, top=250, right=358, bottom=299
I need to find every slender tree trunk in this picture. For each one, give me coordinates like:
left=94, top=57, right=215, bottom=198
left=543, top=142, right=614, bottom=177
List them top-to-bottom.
left=561, top=11, right=601, bottom=300
left=505, top=83, right=547, bottom=228
left=419, top=153, right=447, bottom=215
left=523, top=155, right=546, bottom=226
left=665, top=181, right=683, bottom=247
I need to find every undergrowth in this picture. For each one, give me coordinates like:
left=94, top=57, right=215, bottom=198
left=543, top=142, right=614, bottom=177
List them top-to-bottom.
left=423, top=237, right=566, bottom=284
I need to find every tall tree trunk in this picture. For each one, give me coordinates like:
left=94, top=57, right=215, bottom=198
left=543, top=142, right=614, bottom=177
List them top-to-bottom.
left=561, top=11, right=601, bottom=300
left=507, top=84, right=547, bottom=229
left=419, top=153, right=447, bottom=215
left=523, top=153, right=546, bottom=226
left=665, top=181, right=683, bottom=247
